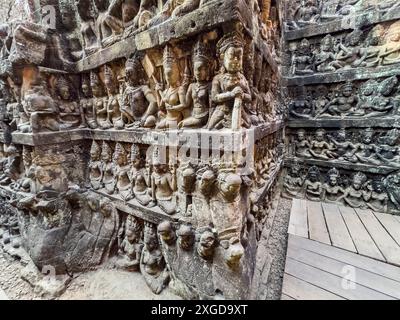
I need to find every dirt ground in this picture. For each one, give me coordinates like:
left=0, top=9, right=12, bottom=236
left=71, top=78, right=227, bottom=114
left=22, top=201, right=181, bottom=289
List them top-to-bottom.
left=0, top=198, right=292, bottom=300
left=0, top=251, right=180, bottom=300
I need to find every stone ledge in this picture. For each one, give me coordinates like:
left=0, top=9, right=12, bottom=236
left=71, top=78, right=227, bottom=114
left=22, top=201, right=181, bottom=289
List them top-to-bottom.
left=73, top=0, right=255, bottom=73
left=284, top=6, right=400, bottom=41
left=283, top=63, right=400, bottom=86
left=287, top=118, right=400, bottom=129
left=10, top=121, right=285, bottom=148
left=284, top=157, right=398, bottom=176
left=92, top=189, right=180, bottom=225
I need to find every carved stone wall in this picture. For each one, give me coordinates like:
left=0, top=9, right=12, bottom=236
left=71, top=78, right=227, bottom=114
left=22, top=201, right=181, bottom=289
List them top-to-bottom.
left=0, top=0, right=284, bottom=299
left=282, top=0, right=400, bottom=215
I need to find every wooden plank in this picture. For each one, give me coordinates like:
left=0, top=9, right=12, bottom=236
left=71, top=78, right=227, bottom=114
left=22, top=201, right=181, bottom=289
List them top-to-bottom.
left=288, top=199, right=308, bottom=238
left=307, top=201, right=331, bottom=245
left=322, top=203, right=357, bottom=252
left=339, top=206, right=385, bottom=261
left=355, top=208, right=400, bottom=266
left=372, top=211, right=400, bottom=247
left=290, top=234, right=400, bottom=283
left=287, top=245, right=400, bottom=299
left=285, top=257, right=394, bottom=300
left=282, top=273, right=344, bottom=300
left=281, top=293, right=295, bottom=300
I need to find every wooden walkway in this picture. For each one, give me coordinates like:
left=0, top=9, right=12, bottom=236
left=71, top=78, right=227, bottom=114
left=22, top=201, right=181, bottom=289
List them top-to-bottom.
left=282, top=199, right=400, bottom=300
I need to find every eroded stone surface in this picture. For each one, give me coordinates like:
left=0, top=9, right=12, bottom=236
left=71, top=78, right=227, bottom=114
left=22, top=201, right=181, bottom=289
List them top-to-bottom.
left=0, top=0, right=284, bottom=300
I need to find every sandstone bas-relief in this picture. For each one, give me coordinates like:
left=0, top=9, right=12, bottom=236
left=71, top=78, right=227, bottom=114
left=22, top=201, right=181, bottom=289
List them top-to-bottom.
left=0, top=0, right=284, bottom=300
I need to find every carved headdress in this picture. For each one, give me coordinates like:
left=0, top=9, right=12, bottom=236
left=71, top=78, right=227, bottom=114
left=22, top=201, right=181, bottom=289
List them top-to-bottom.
left=216, top=31, right=244, bottom=57
left=321, top=34, right=334, bottom=48
left=193, top=39, right=213, bottom=64
left=163, top=44, right=178, bottom=66
left=126, top=52, right=145, bottom=84
left=90, top=70, right=104, bottom=94
left=56, top=75, right=72, bottom=98
left=342, top=81, right=353, bottom=92
left=90, top=140, right=101, bottom=159
left=101, top=141, right=113, bottom=161
left=113, top=142, right=127, bottom=163
left=130, top=143, right=141, bottom=161
left=307, top=165, right=320, bottom=178
left=327, top=167, right=340, bottom=179
left=353, top=172, right=367, bottom=185
left=126, top=215, right=143, bottom=235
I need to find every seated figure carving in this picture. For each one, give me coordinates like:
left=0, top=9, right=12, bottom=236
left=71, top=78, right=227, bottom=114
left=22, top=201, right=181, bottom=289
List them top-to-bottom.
left=76, top=0, right=99, bottom=55
left=94, top=0, right=123, bottom=47
left=288, top=0, right=320, bottom=30
left=333, top=29, right=368, bottom=69
left=314, top=34, right=340, bottom=72
left=291, top=38, right=314, bottom=75
left=178, top=39, right=212, bottom=129
left=156, top=45, right=190, bottom=129
left=121, top=54, right=157, bottom=128
left=104, top=65, right=123, bottom=129
left=91, top=71, right=109, bottom=129
left=80, top=74, right=98, bottom=129
left=23, top=75, right=60, bottom=133
left=55, top=75, right=83, bottom=130
left=366, top=76, right=398, bottom=118
left=349, top=79, right=378, bottom=117
left=317, top=82, right=357, bottom=117
left=288, top=94, right=315, bottom=119
left=353, top=128, right=380, bottom=165
left=294, top=129, right=312, bottom=158
left=309, top=129, right=336, bottom=160
left=328, top=129, right=358, bottom=162
left=374, top=129, right=400, bottom=167
left=89, top=141, right=103, bottom=190
left=101, top=141, right=115, bottom=194
left=113, top=143, right=131, bottom=201
left=129, top=144, right=152, bottom=206
left=149, top=155, right=177, bottom=215
left=283, top=160, right=303, bottom=197
left=303, top=166, right=322, bottom=201
left=322, top=168, right=345, bottom=203
left=343, top=172, right=370, bottom=208
left=384, top=172, right=400, bottom=211
left=366, top=179, right=388, bottom=213
left=116, top=215, right=143, bottom=271
left=140, top=222, right=170, bottom=294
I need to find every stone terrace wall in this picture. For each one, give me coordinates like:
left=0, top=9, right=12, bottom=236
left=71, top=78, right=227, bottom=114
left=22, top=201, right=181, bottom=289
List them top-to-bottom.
left=282, top=0, right=400, bottom=215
